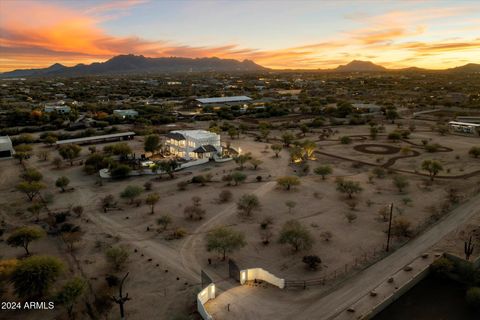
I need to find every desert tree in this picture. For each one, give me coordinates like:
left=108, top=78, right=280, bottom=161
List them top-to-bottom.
left=228, top=127, right=239, bottom=139
left=281, top=132, right=295, bottom=147
left=144, top=134, right=160, bottom=155
left=44, top=135, right=58, bottom=146
left=340, top=136, right=351, bottom=144
left=301, top=140, right=316, bottom=160
left=13, top=144, right=32, bottom=164
left=58, top=144, right=82, bottom=166
left=271, top=144, right=282, bottom=157
left=469, top=147, right=480, bottom=158
left=37, top=150, right=50, bottom=161
left=234, top=152, right=251, bottom=170
left=249, top=158, right=263, bottom=170
left=159, top=159, right=179, bottom=179
left=421, top=160, right=443, bottom=181
left=314, top=165, right=332, bottom=180
left=21, top=168, right=43, bottom=182
left=231, top=171, right=247, bottom=186
left=392, top=175, right=409, bottom=193
left=55, top=176, right=70, bottom=192
left=277, top=176, right=300, bottom=191
left=336, top=178, right=362, bottom=199
left=16, top=181, right=45, bottom=201
left=120, top=185, right=143, bottom=204
left=218, top=189, right=233, bottom=203
left=145, top=193, right=160, bottom=214
left=237, top=194, right=260, bottom=217
left=184, top=196, right=206, bottom=220
left=285, top=200, right=297, bottom=214
left=28, top=202, right=44, bottom=221
left=156, top=214, right=172, bottom=231
left=391, top=218, right=412, bottom=238
left=278, top=220, right=314, bottom=252
left=7, top=226, right=45, bottom=255
left=206, top=226, right=246, bottom=260
left=105, top=246, right=129, bottom=271
left=11, top=255, right=64, bottom=299
left=303, top=255, right=322, bottom=271
left=54, top=277, right=86, bottom=320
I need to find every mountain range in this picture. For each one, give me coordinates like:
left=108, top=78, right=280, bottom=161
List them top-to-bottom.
left=1, top=55, right=479, bottom=78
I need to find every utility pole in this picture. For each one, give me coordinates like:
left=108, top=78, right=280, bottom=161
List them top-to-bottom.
left=386, top=203, right=394, bottom=252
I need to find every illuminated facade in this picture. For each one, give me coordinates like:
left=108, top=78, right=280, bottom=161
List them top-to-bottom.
left=166, top=130, right=221, bottom=160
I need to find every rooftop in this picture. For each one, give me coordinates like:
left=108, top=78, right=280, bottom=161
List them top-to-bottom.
left=196, top=96, right=252, bottom=104
left=448, top=121, right=480, bottom=127
left=171, top=130, right=218, bottom=140
left=55, top=131, right=135, bottom=145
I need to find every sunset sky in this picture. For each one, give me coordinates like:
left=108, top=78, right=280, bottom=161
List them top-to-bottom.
left=0, top=0, right=479, bottom=72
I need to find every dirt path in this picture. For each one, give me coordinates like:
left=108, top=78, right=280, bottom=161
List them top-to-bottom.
left=179, top=181, right=277, bottom=279
left=207, top=193, right=480, bottom=320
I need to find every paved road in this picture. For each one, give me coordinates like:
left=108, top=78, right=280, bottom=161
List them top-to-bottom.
left=298, top=193, right=480, bottom=320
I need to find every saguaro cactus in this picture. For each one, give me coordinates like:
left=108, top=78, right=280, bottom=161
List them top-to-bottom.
left=464, top=236, right=475, bottom=261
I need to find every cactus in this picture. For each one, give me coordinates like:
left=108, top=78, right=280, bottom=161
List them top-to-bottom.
left=464, top=236, right=474, bottom=261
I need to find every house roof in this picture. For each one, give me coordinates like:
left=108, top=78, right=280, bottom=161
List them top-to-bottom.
left=196, top=96, right=252, bottom=104
left=448, top=121, right=480, bottom=127
left=55, top=131, right=135, bottom=145
left=166, top=132, right=185, bottom=140
left=192, top=145, right=217, bottom=153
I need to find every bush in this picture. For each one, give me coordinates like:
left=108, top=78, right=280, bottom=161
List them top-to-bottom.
left=340, top=136, right=351, bottom=144
left=110, top=165, right=131, bottom=179
left=177, top=181, right=188, bottom=191
left=218, top=190, right=232, bottom=203
left=165, top=228, right=187, bottom=240
left=105, top=246, right=129, bottom=271
left=303, top=255, right=322, bottom=270
left=430, top=257, right=454, bottom=277
left=466, top=287, right=480, bottom=309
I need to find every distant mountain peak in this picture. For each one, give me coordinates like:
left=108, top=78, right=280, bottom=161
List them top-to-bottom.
left=0, top=54, right=267, bottom=78
left=335, top=60, right=387, bottom=72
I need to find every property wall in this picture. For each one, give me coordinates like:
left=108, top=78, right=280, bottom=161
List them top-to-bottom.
left=179, top=158, right=209, bottom=168
left=364, top=262, right=431, bottom=319
left=240, top=268, right=285, bottom=289
left=197, top=283, right=216, bottom=320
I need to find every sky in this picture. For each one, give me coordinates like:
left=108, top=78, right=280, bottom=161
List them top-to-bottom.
left=0, top=0, right=479, bottom=72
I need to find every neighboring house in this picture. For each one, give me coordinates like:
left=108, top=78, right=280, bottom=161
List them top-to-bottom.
left=196, top=96, right=252, bottom=110
left=352, top=103, right=382, bottom=113
left=44, top=105, right=71, bottom=114
left=113, top=109, right=138, bottom=118
left=448, top=121, right=480, bottom=136
left=166, top=130, right=221, bottom=160
left=0, top=136, right=14, bottom=158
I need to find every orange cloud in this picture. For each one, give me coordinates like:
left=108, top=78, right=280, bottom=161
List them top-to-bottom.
left=0, top=1, right=479, bottom=71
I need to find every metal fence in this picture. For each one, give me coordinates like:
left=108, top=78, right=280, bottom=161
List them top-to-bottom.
left=285, top=245, right=388, bottom=289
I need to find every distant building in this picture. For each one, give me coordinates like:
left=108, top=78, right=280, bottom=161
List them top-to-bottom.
left=196, top=96, right=252, bottom=110
left=352, top=103, right=382, bottom=113
left=44, top=105, right=71, bottom=114
left=113, top=109, right=138, bottom=118
left=448, top=121, right=480, bottom=136
left=166, top=130, right=221, bottom=160
left=0, top=136, right=14, bottom=158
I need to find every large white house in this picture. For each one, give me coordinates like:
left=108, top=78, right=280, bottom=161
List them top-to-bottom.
left=166, top=130, right=221, bottom=160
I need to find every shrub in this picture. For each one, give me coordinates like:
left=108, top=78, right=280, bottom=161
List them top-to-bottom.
left=340, top=136, right=351, bottom=144
left=218, top=190, right=232, bottom=203
left=278, top=220, right=314, bottom=252
left=165, top=228, right=187, bottom=240
left=105, top=246, right=129, bottom=271
left=303, top=255, right=322, bottom=271
left=466, top=287, right=480, bottom=309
